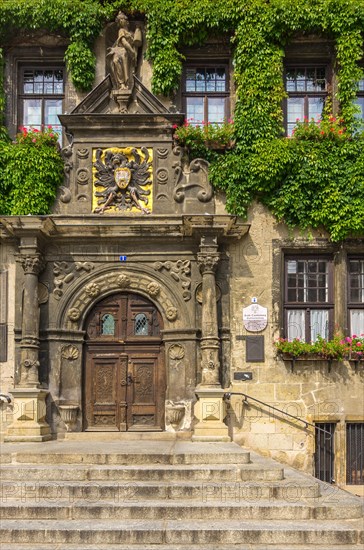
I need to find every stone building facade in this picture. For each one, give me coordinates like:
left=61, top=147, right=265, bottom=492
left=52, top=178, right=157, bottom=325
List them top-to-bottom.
left=0, top=15, right=363, bottom=495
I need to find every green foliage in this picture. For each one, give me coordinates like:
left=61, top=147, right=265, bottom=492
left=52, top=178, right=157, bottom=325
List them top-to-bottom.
left=0, top=0, right=363, bottom=232
left=0, top=129, right=64, bottom=215
left=274, top=334, right=349, bottom=360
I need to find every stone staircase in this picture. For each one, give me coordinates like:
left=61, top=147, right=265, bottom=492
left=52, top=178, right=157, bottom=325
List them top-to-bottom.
left=0, top=439, right=363, bottom=549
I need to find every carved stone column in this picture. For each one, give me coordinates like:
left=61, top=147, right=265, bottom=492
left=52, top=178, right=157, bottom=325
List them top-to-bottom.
left=193, top=235, right=230, bottom=442
left=197, top=236, right=220, bottom=386
left=6, top=244, right=51, bottom=442
left=18, top=254, right=43, bottom=387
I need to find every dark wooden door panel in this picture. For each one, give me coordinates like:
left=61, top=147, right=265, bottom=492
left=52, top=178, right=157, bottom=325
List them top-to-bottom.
left=84, top=293, right=164, bottom=432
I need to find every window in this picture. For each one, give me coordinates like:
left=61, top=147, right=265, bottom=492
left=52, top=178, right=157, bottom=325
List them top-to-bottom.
left=183, top=63, right=229, bottom=125
left=285, top=66, right=328, bottom=136
left=19, top=67, right=64, bottom=140
left=354, top=76, right=364, bottom=122
left=284, top=257, right=333, bottom=342
left=348, top=258, right=364, bottom=336
left=134, top=313, right=148, bottom=336
left=101, top=314, right=115, bottom=336
left=314, top=423, right=336, bottom=483
left=346, top=423, right=364, bottom=485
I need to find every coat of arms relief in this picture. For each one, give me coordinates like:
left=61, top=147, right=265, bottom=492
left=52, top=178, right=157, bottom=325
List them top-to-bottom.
left=92, top=147, right=153, bottom=214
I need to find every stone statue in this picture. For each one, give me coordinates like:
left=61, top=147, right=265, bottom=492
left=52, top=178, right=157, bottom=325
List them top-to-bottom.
left=107, top=12, right=142, bottom=91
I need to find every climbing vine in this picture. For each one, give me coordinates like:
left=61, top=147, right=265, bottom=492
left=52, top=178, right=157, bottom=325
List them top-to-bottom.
left=0, top=0, right=363, bottom=240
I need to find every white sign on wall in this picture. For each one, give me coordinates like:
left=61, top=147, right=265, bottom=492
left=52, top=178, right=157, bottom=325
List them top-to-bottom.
left=243, top=303, right=268, bottom=332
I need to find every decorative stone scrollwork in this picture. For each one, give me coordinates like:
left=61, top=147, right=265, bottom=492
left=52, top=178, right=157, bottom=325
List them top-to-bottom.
left=173, top=158, right=213, bottom=204
left=59, top=186, right=72, bottom=203
left=19, top=255, right=45, bottom=275
left=153, top=260, right=191, bottom=301
left=53, top=261, right=94, bottom=299
left=117, top=274, right=131, bottom=288
left=85, top=282, right=101, bottom=297
left=147, top=282, right=161, bottom=297
left=165, top=306, right=178, bottom=321
left=68, top=307, right=81, bottom=322
left=169, top=343, right=185, bottom=360
left=61, top=345, right=79, bottom=361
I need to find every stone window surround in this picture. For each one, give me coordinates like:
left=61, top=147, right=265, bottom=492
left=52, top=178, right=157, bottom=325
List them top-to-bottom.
left=4, top=46, right=66, bottom=140
left=272, top=239, right=364, bottom=340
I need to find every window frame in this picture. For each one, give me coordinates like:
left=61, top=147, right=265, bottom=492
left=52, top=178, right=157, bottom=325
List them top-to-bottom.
left=182, top=60, right=230, bottom=124
left=284, top=63, right=330, bottom=136
left=18, top=64, right=65, bottom=139
left=354, top=68, right=364, bottom=122
left=284, top=255, right=334, bottom=342
left=347, top=256, right=364, bottom=336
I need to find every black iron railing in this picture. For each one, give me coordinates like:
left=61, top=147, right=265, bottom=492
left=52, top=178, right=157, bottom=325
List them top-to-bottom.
left=223, top=391, right=333, bottom=439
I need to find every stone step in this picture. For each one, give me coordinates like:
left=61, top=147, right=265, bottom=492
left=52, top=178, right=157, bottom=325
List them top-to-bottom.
left=1, top=441, right=251, bottom=465
left=0, top=462, right=283, bottom=482
left=0, top=478, right=322, bottom=501
left=1, top=498, right=362, bottom=520
left=1, top=518, right=362, bottom=545
left=1, top=547, right=364, bottom=550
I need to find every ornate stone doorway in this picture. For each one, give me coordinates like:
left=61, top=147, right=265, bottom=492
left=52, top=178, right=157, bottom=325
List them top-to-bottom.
left=83, top=293, right=165, bottom=431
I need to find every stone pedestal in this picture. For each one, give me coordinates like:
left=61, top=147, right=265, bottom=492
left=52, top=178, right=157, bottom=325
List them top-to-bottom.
left=192, top=387, right=230, bottom=441
left=5, top=388, right=52, bottom=442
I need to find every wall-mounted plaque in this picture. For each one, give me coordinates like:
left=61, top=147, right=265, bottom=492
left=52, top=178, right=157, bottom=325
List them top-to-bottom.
left=243, top=303, right=268, bottom=332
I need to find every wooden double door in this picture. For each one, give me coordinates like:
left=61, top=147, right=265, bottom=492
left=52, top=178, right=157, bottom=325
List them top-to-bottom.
left=83, top=293, right=165, bottom=431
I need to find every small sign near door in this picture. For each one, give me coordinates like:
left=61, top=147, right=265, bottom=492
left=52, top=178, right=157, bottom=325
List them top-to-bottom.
left=243, top=303, right=268, bottom=332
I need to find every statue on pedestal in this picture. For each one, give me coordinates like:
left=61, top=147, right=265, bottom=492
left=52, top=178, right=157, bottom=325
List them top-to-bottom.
left=108, top=12, right=142, bottom=92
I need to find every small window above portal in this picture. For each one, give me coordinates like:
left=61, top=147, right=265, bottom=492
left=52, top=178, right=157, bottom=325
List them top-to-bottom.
left=101, top=313, right=115, bottom=336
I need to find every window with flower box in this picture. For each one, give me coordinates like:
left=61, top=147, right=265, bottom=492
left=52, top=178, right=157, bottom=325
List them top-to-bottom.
left=285, top=65, right=329, bottom=136
left=18, top=66, right=64, bottom=141
left=284, top=256, right=334, bottom=342
left=348, top=258, right=364, bottom=336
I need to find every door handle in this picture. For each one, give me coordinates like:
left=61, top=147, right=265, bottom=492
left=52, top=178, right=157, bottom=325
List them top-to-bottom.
left=121, top=373, right=133, bottom=386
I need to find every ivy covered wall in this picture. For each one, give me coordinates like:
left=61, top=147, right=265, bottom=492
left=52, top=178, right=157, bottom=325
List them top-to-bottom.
left=0, top=0, right=363, bottom=240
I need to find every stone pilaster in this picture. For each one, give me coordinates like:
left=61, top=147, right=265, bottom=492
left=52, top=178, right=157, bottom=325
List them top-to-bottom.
left=6, top=244, right=51, bottom=441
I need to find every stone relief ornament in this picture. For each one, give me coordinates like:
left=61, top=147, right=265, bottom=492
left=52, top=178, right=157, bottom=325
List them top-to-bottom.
left=93, top=147, right=152, bottom=214
left=77, top=148, right=89, bottom=159
left=157, top=148, right=168, bottom=159
left=173, top=158, right=213, bottom=203
left=19, top=255, right=45, bottom=275
left=153, top=260, right=191, bottom=301
left=53, top=261, right=94, bottom=299
left=117, top=274, right=131, bottom=288
left=85, top=282, right=101, bottom=298
left=147, top=282, right=161, bottom=297
left=166, top=306, right=178, bottom=321
left=68, top=307, right=81, bottom=322
left=168, top=343, right=185, bottom=360
left=61, top=345, right=79, bottom=361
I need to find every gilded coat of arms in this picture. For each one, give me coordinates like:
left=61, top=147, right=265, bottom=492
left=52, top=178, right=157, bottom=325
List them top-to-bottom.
left=93, top=147, right=152, bottom=214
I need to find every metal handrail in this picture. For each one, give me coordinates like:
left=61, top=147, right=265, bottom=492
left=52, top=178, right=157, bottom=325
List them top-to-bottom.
left=224, top=391, right=332, bottom=438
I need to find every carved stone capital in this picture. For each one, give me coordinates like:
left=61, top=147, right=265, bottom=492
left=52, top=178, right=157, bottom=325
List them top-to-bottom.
left=197, top=252, right=220, bottom=274
left=19, top=255, right=45, bottom=275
